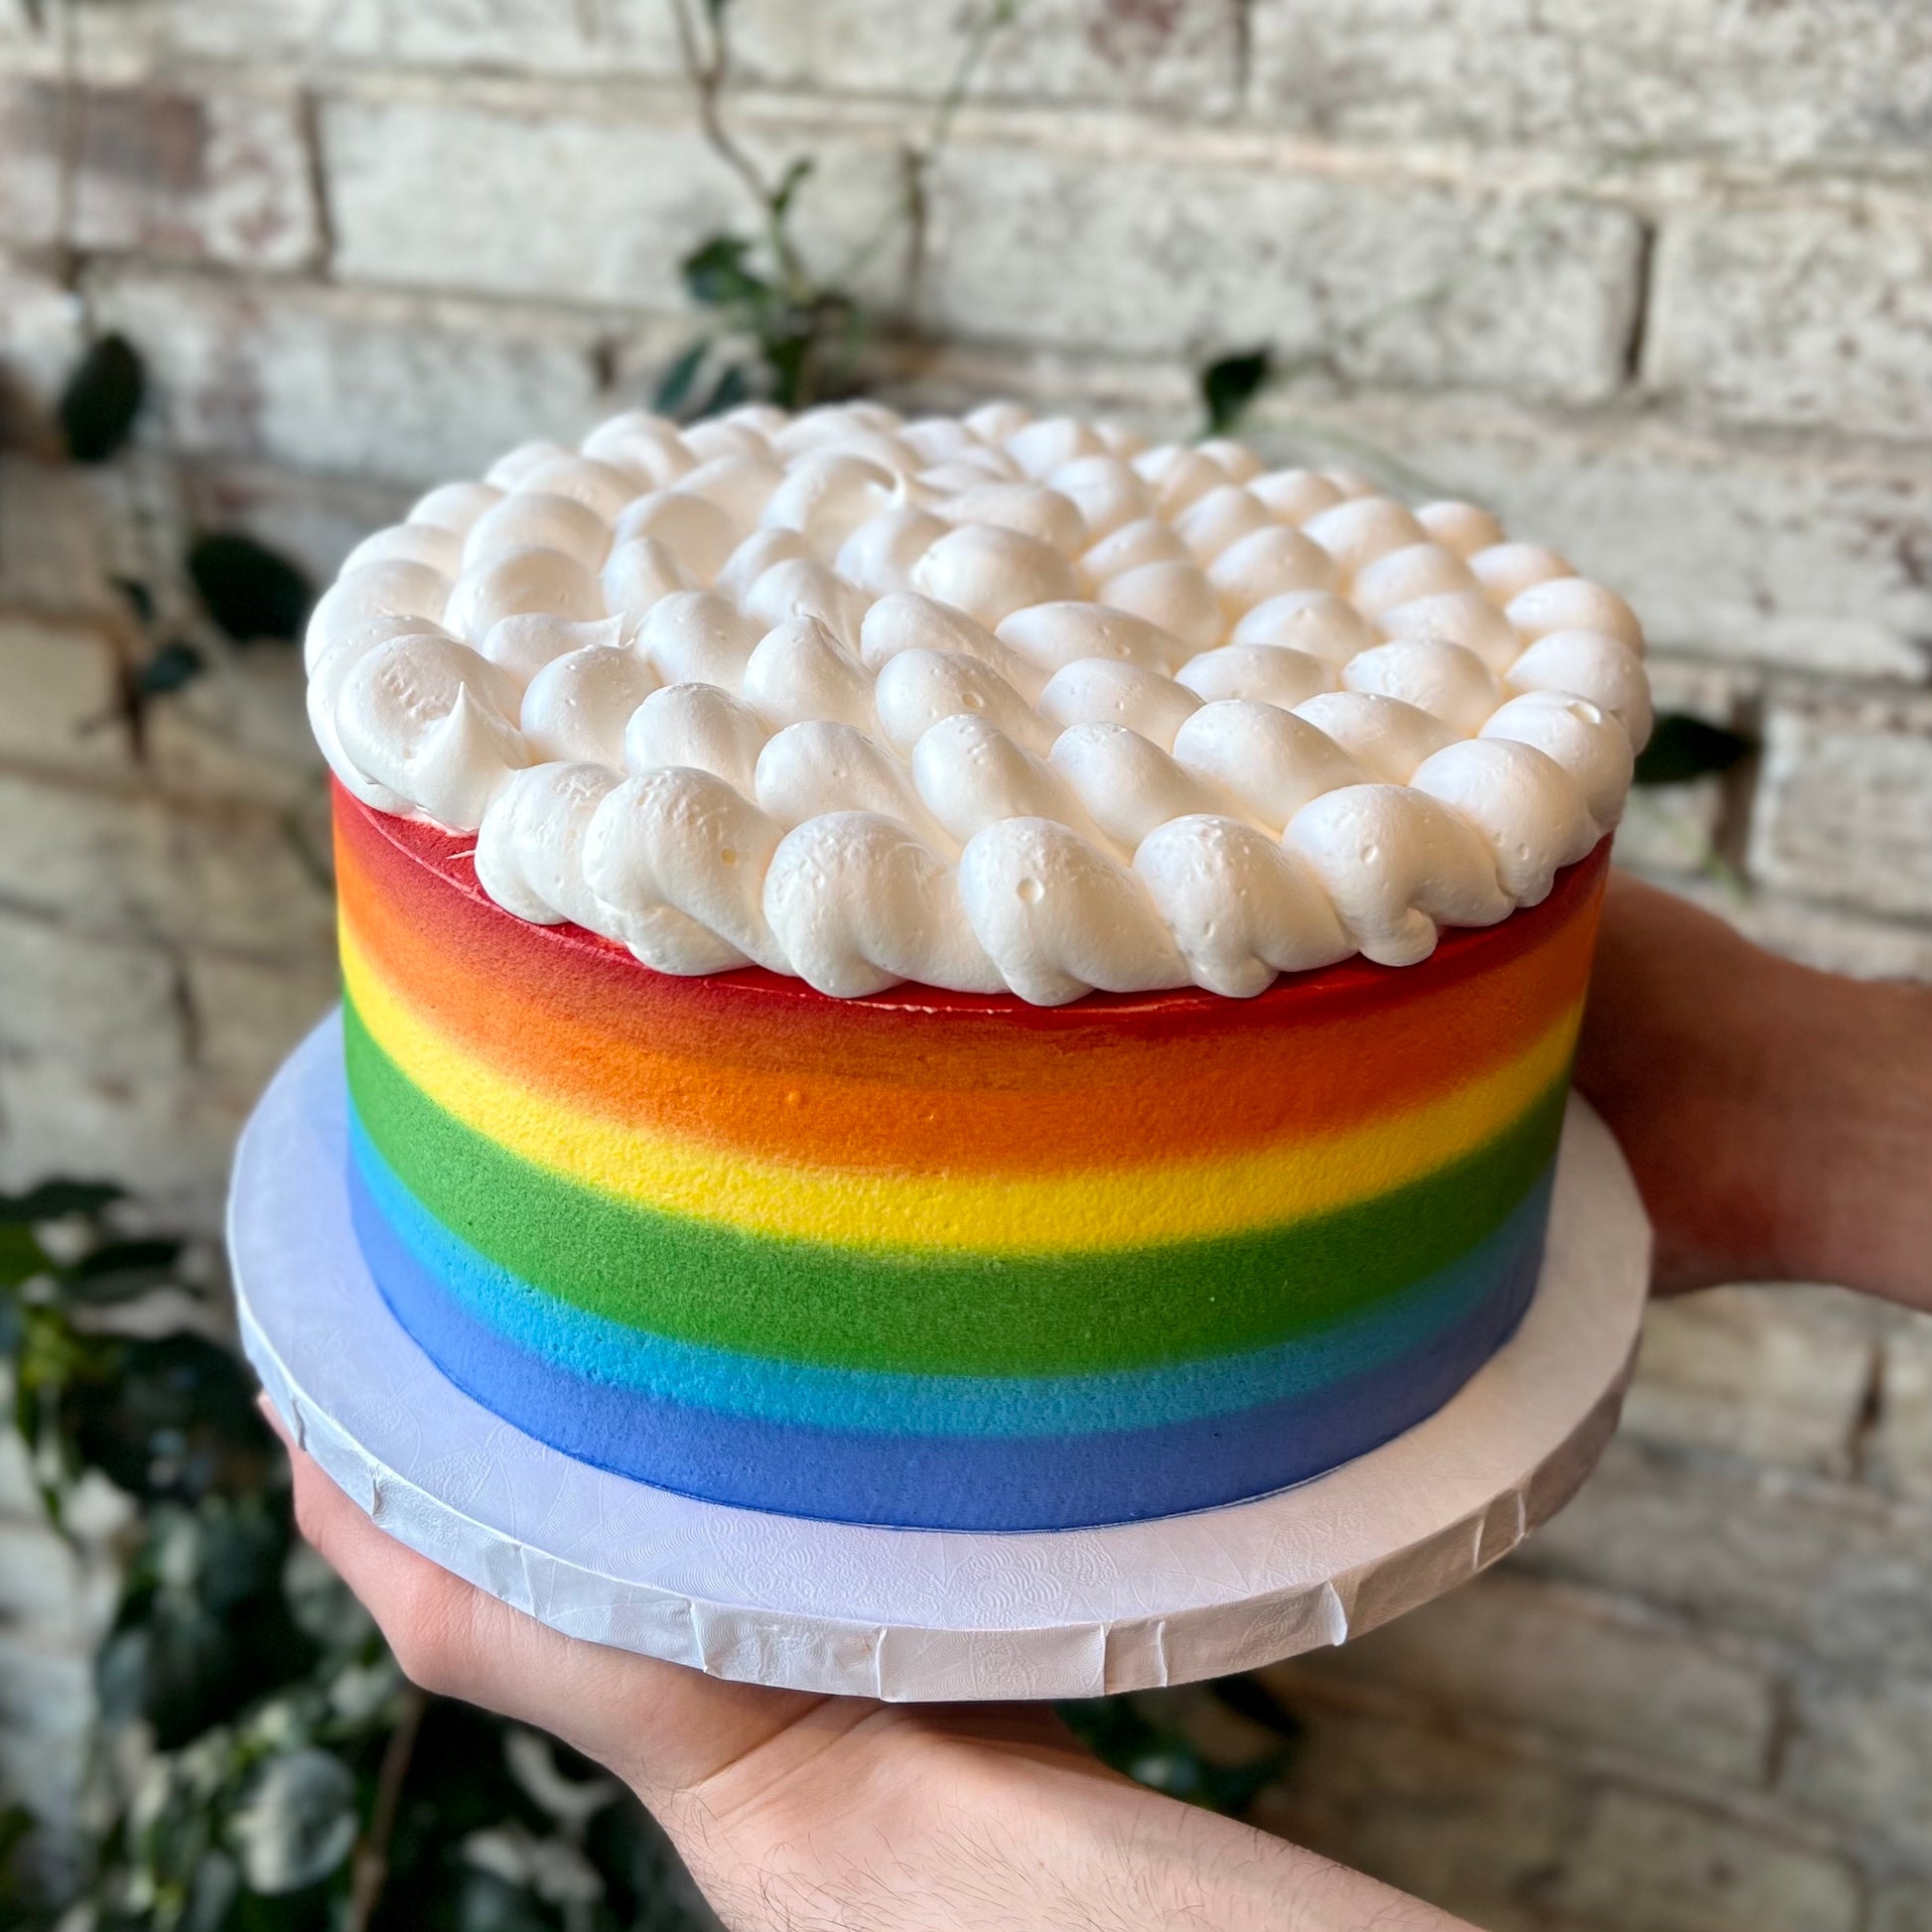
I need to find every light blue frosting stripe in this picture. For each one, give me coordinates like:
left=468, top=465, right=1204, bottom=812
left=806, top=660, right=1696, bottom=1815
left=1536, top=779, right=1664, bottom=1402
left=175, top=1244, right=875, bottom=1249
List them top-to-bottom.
left=350, top=1110, right=1553, bottom=1441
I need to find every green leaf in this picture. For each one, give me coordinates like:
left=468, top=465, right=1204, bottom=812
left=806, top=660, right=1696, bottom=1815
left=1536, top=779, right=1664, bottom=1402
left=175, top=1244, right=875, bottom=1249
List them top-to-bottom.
left=770, top=156, right=814, bottom=221
left=681, top=234, right=767, bottom=312
left=59, top=332, right=147, bottom=464
left=652, top=339, right=712, bottom=416
left=1199, top=347, right=1272, bottom=436
left=693, top=362, right=753, bottom=420
left=188, top=534, right=315, bottom=645
left=112, top=575, right=159, bottom=627
left=134, top=639, right=207, bottom=697
left=1632, top=712, right=1755, bottom=787
left=0, top=1177, right=123, bottom=1224
left=0, top=1224, right=49, bottom=1290
left=66, top=1235, right=187, bottom=1304
left=66, top=1333, right=276, bottom=1503
left=228, top=1749, right=357, bottom=1894
left=456, top=1869, right=558, bottom=1932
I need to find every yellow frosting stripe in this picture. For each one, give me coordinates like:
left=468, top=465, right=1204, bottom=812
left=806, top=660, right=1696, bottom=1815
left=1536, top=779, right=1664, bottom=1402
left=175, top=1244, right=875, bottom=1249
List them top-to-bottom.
left=342, top=921, right=1581, bottom=1254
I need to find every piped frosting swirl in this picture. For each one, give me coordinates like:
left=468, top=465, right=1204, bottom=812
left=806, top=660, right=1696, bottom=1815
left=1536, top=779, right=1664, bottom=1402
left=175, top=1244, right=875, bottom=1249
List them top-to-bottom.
left=308, top=400, right=1648, bottom=1005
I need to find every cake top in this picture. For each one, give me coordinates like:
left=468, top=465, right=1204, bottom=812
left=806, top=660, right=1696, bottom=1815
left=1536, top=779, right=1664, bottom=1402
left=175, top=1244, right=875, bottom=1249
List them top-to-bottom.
left=306, top=399, right=1649, bottom=1006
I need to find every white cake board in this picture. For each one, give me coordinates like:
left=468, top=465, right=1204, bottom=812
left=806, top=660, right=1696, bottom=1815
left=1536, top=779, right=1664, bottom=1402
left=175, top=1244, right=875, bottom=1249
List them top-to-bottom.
left=230, top=1012, right=1651, bottom=1702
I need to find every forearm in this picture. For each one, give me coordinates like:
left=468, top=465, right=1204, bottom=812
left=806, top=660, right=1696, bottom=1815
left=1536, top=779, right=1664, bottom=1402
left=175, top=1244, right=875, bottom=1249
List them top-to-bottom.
left=1577, top=873, right=1932, bottom=1307
left=656, top=1710, right=1467, bottom=1932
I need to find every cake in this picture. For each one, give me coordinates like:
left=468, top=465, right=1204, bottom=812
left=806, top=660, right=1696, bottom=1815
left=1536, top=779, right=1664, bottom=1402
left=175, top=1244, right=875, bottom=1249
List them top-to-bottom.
left=305, top=400, right=1649, bottom=1532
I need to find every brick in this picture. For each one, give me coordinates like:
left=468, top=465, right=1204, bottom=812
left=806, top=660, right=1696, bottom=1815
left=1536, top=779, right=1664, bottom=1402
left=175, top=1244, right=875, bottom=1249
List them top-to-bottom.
left=0, top=0, right=681, bottom=75
left=731, top=0, right=1244, bottom=110
left=1248, top=0, right=1932, bottom=168
left=0, top=78, right=317, bottom=270
left=324, top=83, right=914, bottom=316
left=322, top=94, right=744, bottom=309
left=922, top=143, right=1643, bottom=406
left=1649, top=192, right=1932, bottom=443
left=0, top=247, right=83, bottom=421
left=89, top=270, right=622, bottom=486
left=1240, top=390, right=1932, bottom=683
left=0, top=457, right=114, bottom=618
left=179, top=459, right=413, bottom=585
left=0, top=613, right=123, bottom=769
left=144, top=647, right=327, bottom=812
left=1749, top=688, right=1932, bottom=922
left=0, top=768, right=333, bottom=954
left=0, top=770, right=174, bottom=932
left=162, top=793, right=338, bottom=957
left=0, top=906, right=200, bottom=1211
left=0, top=907, right=184, bottom=1081
left=183, top=947, right=338, bottom=1092
left=1620, top=1287, right=1878, bottom=1478
left=1870, top=1323, right=1932, bottom=1506
left=1517, top=1438, right=1932, bottom=1680
left=1269, top=1568, right=1777, bottom=1785
left=1783, top=1676, right=1932, bottom=1862
left=1248, top=1701, right=1588, bottom=1932
left=1536, top=1786, right=1862, bottom=1932
left=1873, top=1883, right=1932, bottom=1932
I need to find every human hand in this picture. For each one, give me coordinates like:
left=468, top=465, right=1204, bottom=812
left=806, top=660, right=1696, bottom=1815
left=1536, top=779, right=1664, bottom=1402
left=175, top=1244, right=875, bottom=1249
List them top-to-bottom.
left=1575, top=870, right=1932, bottom=1306
left=277, top=1414, right=1468, bottom=1932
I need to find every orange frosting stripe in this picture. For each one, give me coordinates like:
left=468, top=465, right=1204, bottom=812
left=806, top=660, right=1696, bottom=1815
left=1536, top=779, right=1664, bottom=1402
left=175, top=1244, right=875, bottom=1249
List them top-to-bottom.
left=334, top=787, right=1607, bottom=1177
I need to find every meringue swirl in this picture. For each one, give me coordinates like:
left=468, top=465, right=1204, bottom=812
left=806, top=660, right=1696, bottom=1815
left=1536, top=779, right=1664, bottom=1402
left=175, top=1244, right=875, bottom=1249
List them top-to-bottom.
left=307, top=400, right=1649, bottom=1005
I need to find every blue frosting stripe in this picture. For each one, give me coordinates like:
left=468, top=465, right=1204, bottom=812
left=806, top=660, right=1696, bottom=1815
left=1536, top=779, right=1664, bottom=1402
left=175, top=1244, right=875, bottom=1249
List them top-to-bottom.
left=351, top=1109, right=1553, bottom=1440
left=348, top=1126, right=1550, bottom=1530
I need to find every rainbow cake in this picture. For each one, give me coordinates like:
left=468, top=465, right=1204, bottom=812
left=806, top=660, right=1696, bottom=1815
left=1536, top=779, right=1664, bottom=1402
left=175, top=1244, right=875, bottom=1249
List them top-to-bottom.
left=305, top=400, right=1650, bottom=1532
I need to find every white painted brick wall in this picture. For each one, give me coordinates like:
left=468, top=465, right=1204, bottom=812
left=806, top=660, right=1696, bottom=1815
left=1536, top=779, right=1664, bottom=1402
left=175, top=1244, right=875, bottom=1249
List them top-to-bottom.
left=731, top=0, right=1244, bottom=111
left=1248, top=0, right=1932, bottom=167
left=0, top=78, right=317, bottom=270
left=321, top=93, right=747, bottom=309
left=921, top=143, right=1643, bottom=401
left=1649, top=191, right=1932, bottom=443
left=90, top=272, right=636, bottom=486
left=1750, top=688, right=1932, bottom=921
left=1620, top=1288, right=1881, bottom=1478
left=1519, top=1439, right=1932, bottom=1681
left=1276, top=1570, right=1779, bottom=1786
left=1783, top=1678, right=1932, bottom=1863
left=1545, top=1791, right=1863, bottom=1932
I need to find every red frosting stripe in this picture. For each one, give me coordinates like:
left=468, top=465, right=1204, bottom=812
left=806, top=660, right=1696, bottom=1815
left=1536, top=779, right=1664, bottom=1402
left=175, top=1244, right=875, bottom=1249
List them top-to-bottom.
left=335, top=785, right=1607, bottom=1177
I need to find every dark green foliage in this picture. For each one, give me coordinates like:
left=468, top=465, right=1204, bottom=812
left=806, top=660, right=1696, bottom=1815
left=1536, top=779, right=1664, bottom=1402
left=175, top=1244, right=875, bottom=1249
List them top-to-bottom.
left=667, top=232, right=860, bottom=416
left=60, top=334, right=147, bottom=464
left=1199, top=347, right=1273, bottom=436
left=188, top=536, right=315, bottom=646
left=134, top=641, right=208, bottom=697
left=1633, top=712, right=1756, bottom=787
left=0, top=1186, right=722, bottom=1930
left=1058, top=1675, right=1300, bottom=1818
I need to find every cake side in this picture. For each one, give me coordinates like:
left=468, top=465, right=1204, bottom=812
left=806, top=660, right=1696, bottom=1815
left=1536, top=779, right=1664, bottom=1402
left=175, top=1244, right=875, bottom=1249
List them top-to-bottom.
left=338, top=784, right=1608, bottom=1530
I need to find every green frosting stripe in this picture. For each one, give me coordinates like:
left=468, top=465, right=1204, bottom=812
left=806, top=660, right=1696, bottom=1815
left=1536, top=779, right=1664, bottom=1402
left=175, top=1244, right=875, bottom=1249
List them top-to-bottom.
left=345, top=1002, right=1569, bottom=1377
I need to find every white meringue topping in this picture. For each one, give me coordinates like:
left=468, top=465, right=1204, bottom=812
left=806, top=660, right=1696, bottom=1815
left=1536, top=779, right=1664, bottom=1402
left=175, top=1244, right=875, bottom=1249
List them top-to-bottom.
left=308, top=400, right=1650, bottom=1004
